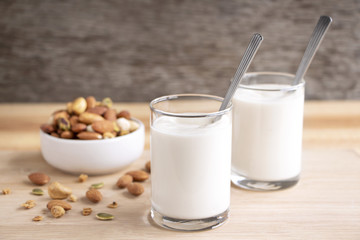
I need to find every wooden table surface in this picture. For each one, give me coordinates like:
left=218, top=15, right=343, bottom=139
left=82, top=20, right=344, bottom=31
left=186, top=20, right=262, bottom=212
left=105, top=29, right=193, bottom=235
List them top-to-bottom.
left=0, top=101, right=359, bottom=239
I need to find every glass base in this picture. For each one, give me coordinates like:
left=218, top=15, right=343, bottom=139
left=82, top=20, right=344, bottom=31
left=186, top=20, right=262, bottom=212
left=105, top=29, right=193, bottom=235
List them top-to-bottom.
left=231, top=171, right=299, bottom=191
left=150, top=207, right=229, bottom=231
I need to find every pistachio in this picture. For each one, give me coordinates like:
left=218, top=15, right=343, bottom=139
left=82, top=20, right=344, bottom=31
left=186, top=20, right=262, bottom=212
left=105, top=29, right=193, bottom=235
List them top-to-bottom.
left=86, top=96, right=97, bottom=109
left=72, top=97, right=87, bottom=115
left=101, top=97, right=113, bottom=108
left=57, top=117, right=71, bottom=131
left=90, top=182, right=104, bottom=189
left=32, top=188, right=44, bottom=196
left=96, top=213, right=114, bottom=221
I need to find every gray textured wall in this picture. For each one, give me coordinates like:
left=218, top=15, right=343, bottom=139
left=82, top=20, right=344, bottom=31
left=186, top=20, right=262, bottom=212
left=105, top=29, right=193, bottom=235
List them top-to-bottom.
left=0, top=0, right=359, bottom=102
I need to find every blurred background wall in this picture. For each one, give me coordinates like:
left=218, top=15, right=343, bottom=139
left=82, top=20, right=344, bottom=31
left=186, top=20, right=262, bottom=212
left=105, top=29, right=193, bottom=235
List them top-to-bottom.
left=0, top=0, right=359, bottom=102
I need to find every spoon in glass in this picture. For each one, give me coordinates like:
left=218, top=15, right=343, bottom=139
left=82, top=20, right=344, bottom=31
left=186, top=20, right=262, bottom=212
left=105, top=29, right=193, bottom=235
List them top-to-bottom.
left=292, top=16, right=332, bottom=85
left=218, top=33, right=264, bottom=112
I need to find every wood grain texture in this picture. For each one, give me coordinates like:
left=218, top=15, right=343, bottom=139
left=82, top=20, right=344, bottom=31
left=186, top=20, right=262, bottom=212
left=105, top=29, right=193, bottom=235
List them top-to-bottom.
left=0, top=0, right=359, bottom=102
left=1, top=101, right=360, bottom=151
left=0, top=102, right=360, bottom=239
left=0, top=149, right=359, bottom=239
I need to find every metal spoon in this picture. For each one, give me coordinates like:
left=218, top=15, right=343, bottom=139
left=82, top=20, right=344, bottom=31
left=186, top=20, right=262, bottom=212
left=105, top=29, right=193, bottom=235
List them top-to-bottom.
left=293, top=16, right=332, bottom=85
left=219, top=33, right=263, bottom=111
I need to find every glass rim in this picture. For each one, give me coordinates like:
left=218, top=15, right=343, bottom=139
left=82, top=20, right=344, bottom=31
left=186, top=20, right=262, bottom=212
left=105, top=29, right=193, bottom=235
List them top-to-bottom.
left=238, top=72, right=305, bottom=92
left=149, top=93, right=232, bottom=118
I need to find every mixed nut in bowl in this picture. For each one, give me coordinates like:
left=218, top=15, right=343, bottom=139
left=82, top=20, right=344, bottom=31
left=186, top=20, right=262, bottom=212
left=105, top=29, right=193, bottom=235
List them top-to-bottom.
left=40, top=96, right=145, bottom=175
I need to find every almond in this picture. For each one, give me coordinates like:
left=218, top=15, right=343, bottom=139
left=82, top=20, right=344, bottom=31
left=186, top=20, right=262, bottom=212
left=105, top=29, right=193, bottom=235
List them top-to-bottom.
left=86, top=96, right=97, bottom=109
left=72, top=97, right=87, bottom=115
left=86, top=106, right=108, bottom=116
left=104, top=109, right=117, bottom=121
left=117, top=110, right=131, bottom=120
left=79, top=112, right=104, bottom=124
left=69, top=115, right=79, bottom=126
left=92, top=120, right=114, bottom=134
left=71, top=123, right=87, bottom=133
left=40, top=124, right=55, bottom=134
left=60, top=130, right=74, bottom=139
left=51, top=132, right=59, bottom=138
left=77, top=132, right=102, bottom=140
left=145, top=161, right=151, bottom=173
left=126, top=170, right=149, bottom=182
left=28, top=172, right=50, bottom=185
left=116, top=175, right=133, bottom=188
left=127, top=183, right=144, bottom=196
left=86, top=189, right=102, bottom=203
left=47, top=200, right=72, bottom=211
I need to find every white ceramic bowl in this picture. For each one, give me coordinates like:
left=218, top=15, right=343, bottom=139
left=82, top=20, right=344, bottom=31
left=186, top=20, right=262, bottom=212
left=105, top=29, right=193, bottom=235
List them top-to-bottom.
left=40, top=118, right=145, bottom=175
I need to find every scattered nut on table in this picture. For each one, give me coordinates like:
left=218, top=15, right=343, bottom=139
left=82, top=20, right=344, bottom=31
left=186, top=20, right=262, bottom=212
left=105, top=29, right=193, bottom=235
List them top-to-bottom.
left=48, top=181, right=72, bottom=199
left=2, top=188, right=11, bottom=195
left=22, top=200, right=36, bottom=209
left=51, top=206, right=65, bottom=218
left=82, top=208, right=92, bottom=216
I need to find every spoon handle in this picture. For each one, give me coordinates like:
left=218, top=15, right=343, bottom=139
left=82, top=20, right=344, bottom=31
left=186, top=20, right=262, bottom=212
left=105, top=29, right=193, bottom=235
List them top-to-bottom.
left=293, top=16, right=332, bottom=85
left=219, top=33, right=263, bottom=111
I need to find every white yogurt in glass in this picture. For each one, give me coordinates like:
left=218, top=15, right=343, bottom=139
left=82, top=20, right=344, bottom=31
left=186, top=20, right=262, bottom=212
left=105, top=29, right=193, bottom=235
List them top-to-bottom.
left=231, top=73, right=305, bottom=190
left=150, top=94, right=232, bottom=230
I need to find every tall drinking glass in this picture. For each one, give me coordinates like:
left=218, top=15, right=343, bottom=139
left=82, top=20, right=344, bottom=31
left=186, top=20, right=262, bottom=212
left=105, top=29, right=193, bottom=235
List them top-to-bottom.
left=231, top=72, right=305, bottom=191
left=150, top=94, right=232, bottom=231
